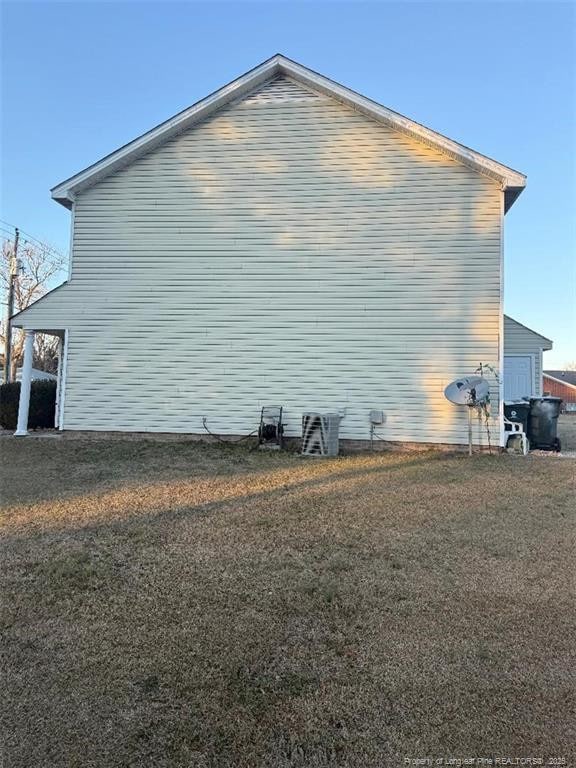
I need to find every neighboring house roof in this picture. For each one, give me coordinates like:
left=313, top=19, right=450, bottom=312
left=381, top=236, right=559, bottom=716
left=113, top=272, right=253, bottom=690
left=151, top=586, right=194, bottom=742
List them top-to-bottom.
left=51, top=54, right=526, bottom=212
left=504, top=315, right=553, bottom=350
left=15, top=367, right=58, bottom=382
left=544, top=370, right=576, bottom=388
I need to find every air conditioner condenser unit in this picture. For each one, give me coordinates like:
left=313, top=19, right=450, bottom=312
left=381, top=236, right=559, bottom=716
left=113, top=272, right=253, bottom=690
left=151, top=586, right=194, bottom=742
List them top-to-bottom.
left=301, top=413, right=341, bottom=457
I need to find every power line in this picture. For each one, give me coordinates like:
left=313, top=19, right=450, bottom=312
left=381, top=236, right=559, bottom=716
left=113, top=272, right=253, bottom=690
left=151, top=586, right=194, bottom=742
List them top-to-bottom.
left=0, top=219, right=67, bottom=260
left=0, top=223, right=61, bottom=255
left=0, top=226, right=60, bottom=256
left=1, top=226, right=66, bottom=260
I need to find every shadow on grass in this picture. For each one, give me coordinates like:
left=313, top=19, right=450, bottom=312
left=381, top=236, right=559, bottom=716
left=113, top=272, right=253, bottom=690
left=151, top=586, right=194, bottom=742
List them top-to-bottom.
left=1, top=438, right=280, bottom=505
left=1, top=449, right=468, bottom=544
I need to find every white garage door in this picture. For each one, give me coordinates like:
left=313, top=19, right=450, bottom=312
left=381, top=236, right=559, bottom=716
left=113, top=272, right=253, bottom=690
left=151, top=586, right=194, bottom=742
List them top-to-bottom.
left=504, top=355, right=533, bottom=401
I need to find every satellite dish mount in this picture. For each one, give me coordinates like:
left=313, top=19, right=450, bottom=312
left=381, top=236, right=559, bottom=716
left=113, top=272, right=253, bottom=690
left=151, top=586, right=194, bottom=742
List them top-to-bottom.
left=444, top=376, right=491, bottom=456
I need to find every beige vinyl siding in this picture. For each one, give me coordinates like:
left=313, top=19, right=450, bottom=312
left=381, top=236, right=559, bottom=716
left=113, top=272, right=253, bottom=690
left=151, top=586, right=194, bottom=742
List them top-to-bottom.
left=18, top=77, right=503, bottom=444
left=504, top=316, right=549, bottom=397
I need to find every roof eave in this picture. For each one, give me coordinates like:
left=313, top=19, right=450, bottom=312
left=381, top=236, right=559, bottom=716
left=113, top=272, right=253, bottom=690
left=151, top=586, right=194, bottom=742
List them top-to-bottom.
left=51, top=55, right=284, bottom=206
left=504, top=186, right=525, bottom=213
left=53, top=195, right=73, bottom=210
left=9, top=281, right=69, bottom=327
left=504, top=314, right=553, bottom=349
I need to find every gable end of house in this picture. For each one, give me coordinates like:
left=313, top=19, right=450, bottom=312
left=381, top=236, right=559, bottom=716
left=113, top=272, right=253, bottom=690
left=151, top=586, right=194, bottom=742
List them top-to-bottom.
left=50, top=54, right=526, bottom=211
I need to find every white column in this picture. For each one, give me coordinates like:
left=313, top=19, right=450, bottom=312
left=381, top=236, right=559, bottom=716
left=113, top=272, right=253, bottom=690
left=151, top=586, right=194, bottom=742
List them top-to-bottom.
left=14, top=330, right=34, bottom=436
left=55, top=335, right=63, bottom=428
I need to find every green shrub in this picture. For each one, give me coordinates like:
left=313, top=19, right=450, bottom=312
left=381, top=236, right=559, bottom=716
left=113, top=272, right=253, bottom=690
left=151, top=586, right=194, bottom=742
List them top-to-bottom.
left=0, top=380, right=57, bottom=430
left=0, top=383, right=19, bottom=430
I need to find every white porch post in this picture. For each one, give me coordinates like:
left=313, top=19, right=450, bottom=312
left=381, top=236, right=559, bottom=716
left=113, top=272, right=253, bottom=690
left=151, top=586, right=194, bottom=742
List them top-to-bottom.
left=14, top=330, right=35, bottom=436
left=55, top=335, right=63, bottom=428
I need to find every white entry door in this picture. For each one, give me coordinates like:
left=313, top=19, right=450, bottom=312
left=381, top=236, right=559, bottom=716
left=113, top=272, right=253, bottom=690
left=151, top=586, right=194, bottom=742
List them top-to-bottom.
left=504, top=355, right=533, bottom=401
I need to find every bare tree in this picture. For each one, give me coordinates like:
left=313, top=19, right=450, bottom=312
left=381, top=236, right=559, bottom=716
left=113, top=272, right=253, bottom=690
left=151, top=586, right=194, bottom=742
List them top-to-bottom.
left=1, top=237, right=66, bottom=379
left=33, top=333, right=61, bottom=374
left=565, top=361, right=576, bottom=371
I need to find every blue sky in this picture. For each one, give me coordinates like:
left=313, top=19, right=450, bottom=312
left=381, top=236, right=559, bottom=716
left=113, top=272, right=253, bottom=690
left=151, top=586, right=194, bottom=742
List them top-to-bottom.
left=1, top=1, right=574, bottom=366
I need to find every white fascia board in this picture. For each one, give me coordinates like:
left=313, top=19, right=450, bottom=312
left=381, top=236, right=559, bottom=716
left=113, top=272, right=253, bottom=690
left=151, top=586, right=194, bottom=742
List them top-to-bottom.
left=51, top=54, right=526, bottom=208
left=51, top=56, right=282, bottom=206
left=280, top=58, right=526, bottom=190
left=504, top=314, right=554, bottom=349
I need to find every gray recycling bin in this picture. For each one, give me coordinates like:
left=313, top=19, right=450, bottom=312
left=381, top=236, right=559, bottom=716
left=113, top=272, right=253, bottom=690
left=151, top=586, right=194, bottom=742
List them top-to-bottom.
left=528, top=397, right=563, bottom=451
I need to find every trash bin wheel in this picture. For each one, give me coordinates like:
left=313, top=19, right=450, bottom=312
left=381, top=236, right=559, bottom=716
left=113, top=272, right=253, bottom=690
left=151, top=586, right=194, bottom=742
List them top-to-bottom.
left=553, top=438, right=562, bottom=453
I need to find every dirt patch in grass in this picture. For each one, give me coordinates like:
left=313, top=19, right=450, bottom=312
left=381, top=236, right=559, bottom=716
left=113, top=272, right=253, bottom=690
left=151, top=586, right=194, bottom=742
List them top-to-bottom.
left=1, top=438, right=575, bottom=767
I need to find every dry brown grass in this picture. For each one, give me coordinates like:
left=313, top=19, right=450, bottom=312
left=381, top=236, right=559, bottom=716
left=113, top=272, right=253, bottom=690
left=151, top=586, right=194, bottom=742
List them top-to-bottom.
left=558, top=414, right=576, bottom=452
left=1, top=437, right=575, bottom=767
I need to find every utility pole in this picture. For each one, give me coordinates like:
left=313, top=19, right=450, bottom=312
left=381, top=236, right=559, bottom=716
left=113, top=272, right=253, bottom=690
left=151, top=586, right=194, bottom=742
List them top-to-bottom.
left=3, top=227, right=19, bottom=384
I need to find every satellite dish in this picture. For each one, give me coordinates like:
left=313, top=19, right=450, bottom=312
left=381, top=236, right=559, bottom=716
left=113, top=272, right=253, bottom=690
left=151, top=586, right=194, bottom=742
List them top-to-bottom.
left=444, top=375, right=491, bottom=456
left=444, top=376, right=490, bottom=406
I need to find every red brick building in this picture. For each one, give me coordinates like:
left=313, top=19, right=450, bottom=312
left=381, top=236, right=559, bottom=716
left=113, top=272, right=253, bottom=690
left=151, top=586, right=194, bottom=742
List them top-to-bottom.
left=543, top=371, right=576, bottom=411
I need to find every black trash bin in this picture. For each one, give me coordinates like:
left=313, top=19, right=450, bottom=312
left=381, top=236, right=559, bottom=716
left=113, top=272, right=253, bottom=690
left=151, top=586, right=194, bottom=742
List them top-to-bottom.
left=528, top=397, right=563, bottom=451
left=504, top=401, right=531, bottom=435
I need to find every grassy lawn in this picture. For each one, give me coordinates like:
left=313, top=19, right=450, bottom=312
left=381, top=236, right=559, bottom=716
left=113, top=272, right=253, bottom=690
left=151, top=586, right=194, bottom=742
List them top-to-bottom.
left=558, top=414, right=576, bottom=453
left=1, top=438, right=574, bottom=767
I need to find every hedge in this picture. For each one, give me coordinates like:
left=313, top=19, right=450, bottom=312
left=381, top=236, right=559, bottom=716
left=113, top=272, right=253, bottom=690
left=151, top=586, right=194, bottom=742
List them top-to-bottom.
left=0, top=380, right=57, bottom=430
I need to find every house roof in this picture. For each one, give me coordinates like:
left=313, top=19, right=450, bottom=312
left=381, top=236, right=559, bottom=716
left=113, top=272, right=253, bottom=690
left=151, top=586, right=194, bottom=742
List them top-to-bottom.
left=51, top=54, right=527, bottom=212
left=9, top=281, right=68, bottom=329
left=504, top=315, right=553, bottom=350
left=544, top=370, right=576, bottom=388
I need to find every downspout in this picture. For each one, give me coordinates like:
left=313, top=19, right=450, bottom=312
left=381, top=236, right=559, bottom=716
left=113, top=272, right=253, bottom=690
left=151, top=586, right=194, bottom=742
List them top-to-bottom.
left=58, top=330, right=69, bottom=430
